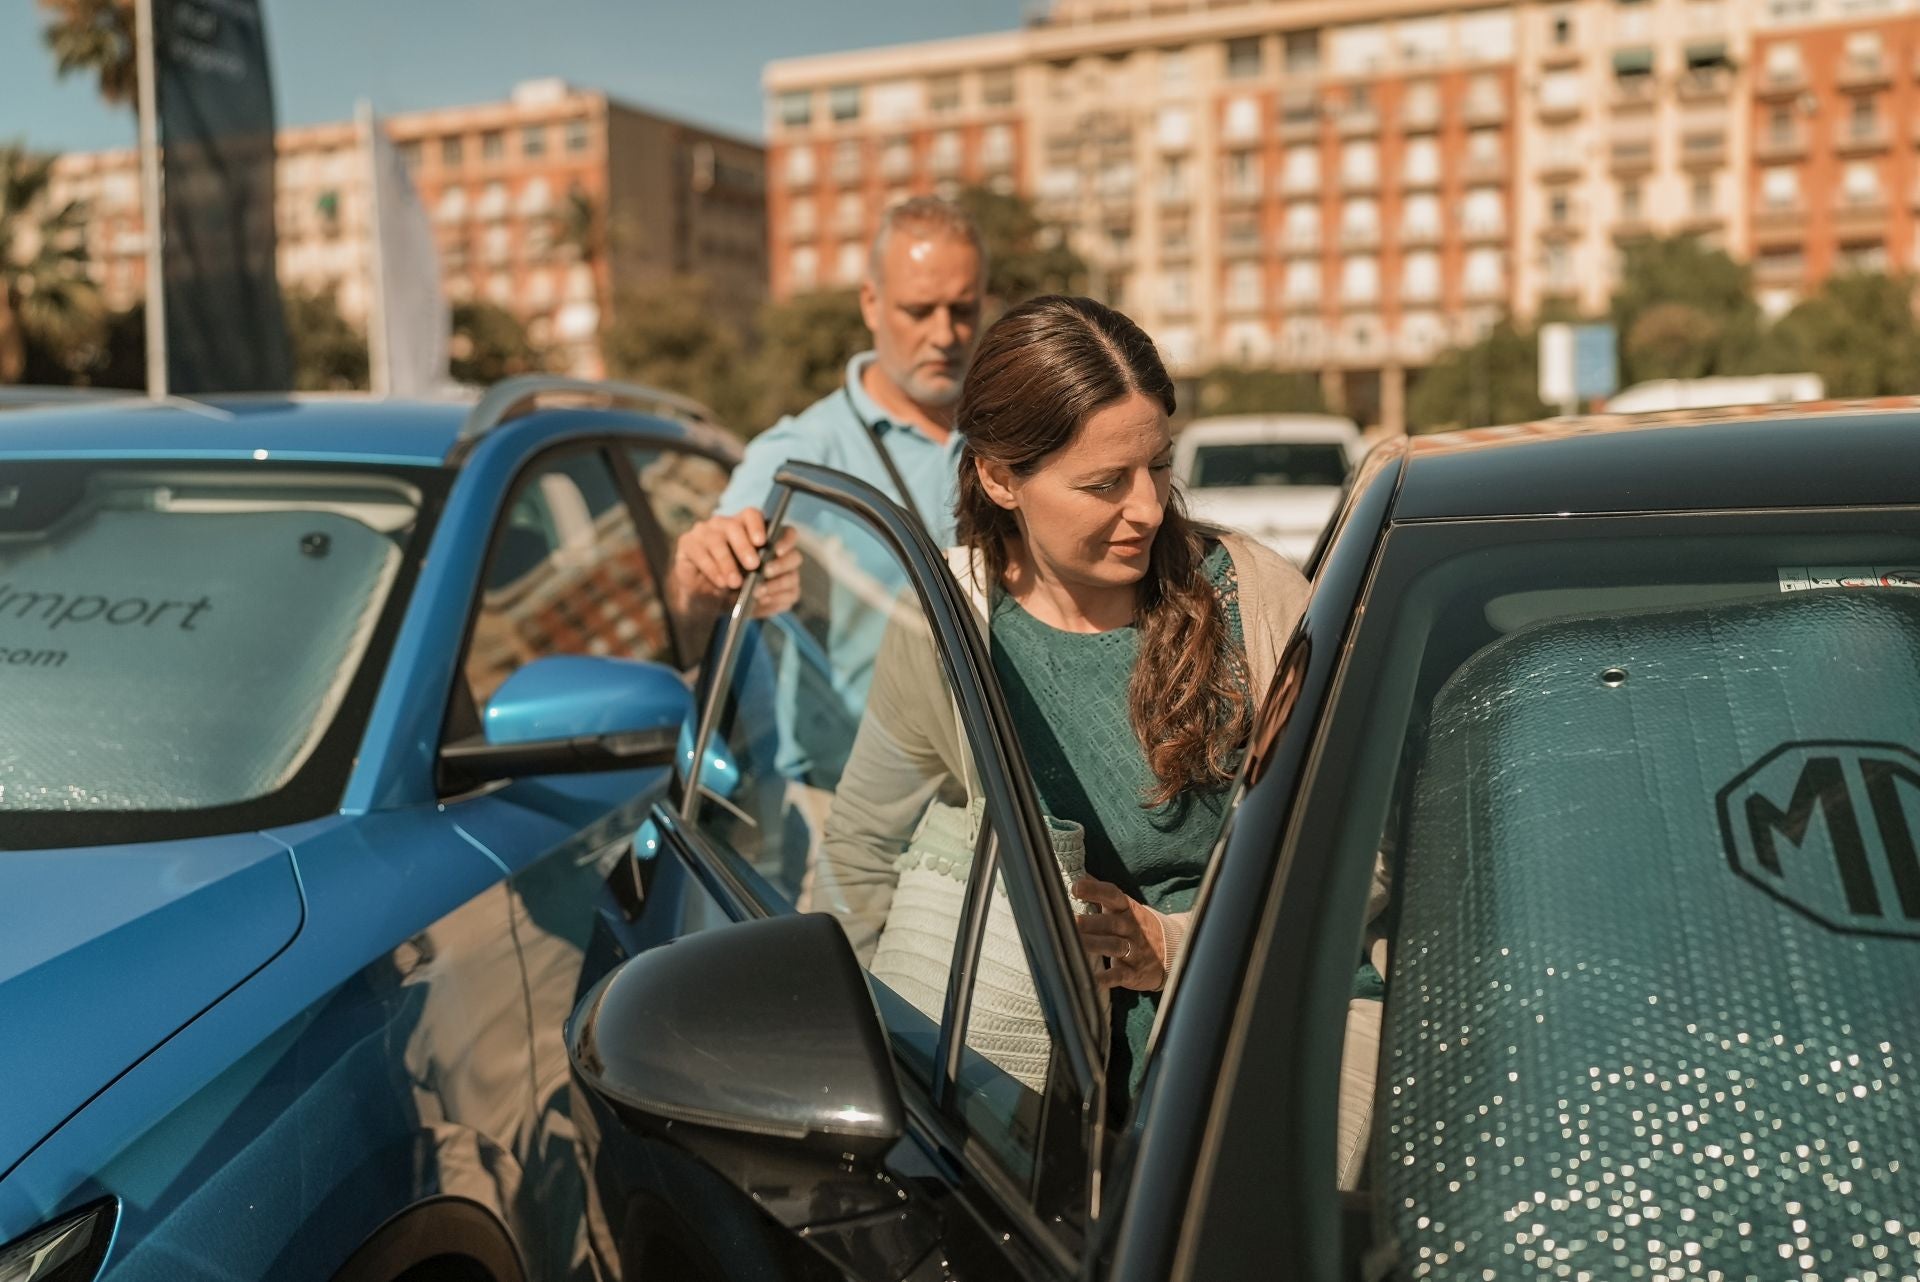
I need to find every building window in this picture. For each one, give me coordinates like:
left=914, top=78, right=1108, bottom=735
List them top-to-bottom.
left=1614, top=0, right=1653, bottom=43
left=1551, top=7, right=1575, bottom=44
left=1284, top=29, right=1320, bottom=73
left=1226, top=36, right=1263, bottom=79
left=1763, top=42, right=1801, bottom=85
left=1161, top=47, right=1190, bottom=89
left=982, top=67, right=1015, bottom=107
left=929, top=75, right=961, bottom=113
left=1403, top=80, right=1441, bottom=128
left=829, top=84, right=862, bottom=122
left=778, top=90, right=813, bottom=128
left=1223, top=95, right=1260, bottom=142
left=1847, top=95, right=1880, bottom=142
left=1157, top=105, right=1193, bottom=150
left=1768, top=105, right=1794, bottom=145
left=565, top=118, right=590, bottom=153
left=983, top=124, right=1014, bottom=170
left=521, top=125, right=547, bottom=158
left=931, top=130, right=963, bottom=174
left=481, top=131, right=504, bottom=163
left=440, top=136, right=464, bottom=167
left=1404, top=136, right=1441, bottom=185
left=882, top=137, right=912, bottom=180
left=398, top=139, right=422, bottom=170
left=833, top=139, right=861, bottom=183
left=1341, top=139, right=1378, bottom=187
left=1283, top=144, right=1319, bottom=192
left=785, top=146, right=816, bottom=187
left=1224, top=151, right=1260, bottom=199
left=1159, top=155, right=1191, bottom=202
left=1842, top=160, right=1881, bottom=205
left=1761, top=166, right=1799, bottom=208
left=1690, top=174, right=1715, bottom=217
left=478, top=180, right=508, bottom=220
left=1620, top=180, right=1643, bottom=222
left=1463, top=187, right=1504, bottom=235
left=1549, top=188, right=1571, bottom=224
left=835, top=191, right=864, bottom=235
left=1403, top=191, right=1441, bottom=240
left=1341, top=196, right=1380, bottom=244
left=789, top=200, right=817, bottom=237
left=1284, top=201, right=1320, bottom=249
left=1839, top=240, right=1888, bottom=273
left=835, top=241, right=864, bottom=284
left=1545, top=241, right=1574, bottom=289
left=791, top=245, right=819, bottom=288
left=1464, top=247, right=1505, bottom=297
left=1402, top=250, right=1440, bottom=301
left=1341, top=255, right=1380, bottom=304
left=1284, top=258, right=1320, bottom=302
left=1226, top=261, right=1262, bottom=309
left=1161, top=267, right=1193, bottom=313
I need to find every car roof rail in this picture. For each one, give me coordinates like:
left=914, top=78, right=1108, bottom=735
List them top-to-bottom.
left=458, top=375, right=721, bottom=444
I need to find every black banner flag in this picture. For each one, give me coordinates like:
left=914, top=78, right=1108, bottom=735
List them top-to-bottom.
left=154, top=0, right=292, bottom=392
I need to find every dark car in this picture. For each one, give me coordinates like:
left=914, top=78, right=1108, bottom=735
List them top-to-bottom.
left=568, top=405, right=1920, bottom=1282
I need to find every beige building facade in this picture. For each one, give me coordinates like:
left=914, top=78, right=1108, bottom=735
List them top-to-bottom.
left=766, top=0, right=1920, bottom=429
left=48, top=79, right=767, bottom=379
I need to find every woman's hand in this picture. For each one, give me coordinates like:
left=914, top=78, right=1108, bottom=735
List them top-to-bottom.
left=1070, top=877, right=1167, bottom=991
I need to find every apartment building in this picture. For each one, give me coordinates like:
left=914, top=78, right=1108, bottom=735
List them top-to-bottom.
left=765, top=0, right=1920, bottom=430
left=48, top=79, right=767, bottom=379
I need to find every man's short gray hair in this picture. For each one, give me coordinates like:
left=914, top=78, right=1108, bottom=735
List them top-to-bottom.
left=866, top=195, right=988, bottom=287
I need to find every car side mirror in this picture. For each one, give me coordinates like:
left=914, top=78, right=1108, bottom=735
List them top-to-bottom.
left=441, top=654, right=692, bottom=789
left=569, top=914, right=936, bottom=1273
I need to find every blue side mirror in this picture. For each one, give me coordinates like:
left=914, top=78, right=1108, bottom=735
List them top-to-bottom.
left=443, top=655, right=693, bottom=787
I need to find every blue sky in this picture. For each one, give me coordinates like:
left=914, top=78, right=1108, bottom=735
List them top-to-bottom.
left=0, top=0, right=1030, bottom=155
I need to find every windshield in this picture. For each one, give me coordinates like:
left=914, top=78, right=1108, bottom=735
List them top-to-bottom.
left=1187, top=441, right=1349, bottom=489
left=0, top=461, right=439, bottom=849
left=1311, top=511, right=1920, bottom=1276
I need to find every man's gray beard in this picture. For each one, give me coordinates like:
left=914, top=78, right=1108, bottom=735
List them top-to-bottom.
left=904, top=370, right=967, bottom=409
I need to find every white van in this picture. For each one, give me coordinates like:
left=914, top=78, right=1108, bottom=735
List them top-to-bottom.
left=1172, top=414, right=1366, bottom=567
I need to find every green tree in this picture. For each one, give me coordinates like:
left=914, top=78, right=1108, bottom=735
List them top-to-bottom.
left=38, top=0, right=136, bottom=106
left=1, top=142, right=101, bottom=384
left=954, top=186, right=1087, bottom=308
left=1610, top=235, right=1762, bottom=383
left=1756, top=272, right=1920, bottom=398
left=601, top=274, right=750, bottom=426
left=283, top=287, right=368, bottom=391
left=743, top=289, right=868, bottom=428
left=450, top=301, right=544, bottom=386
left=1406, top=319, right=1552, bottom=433
left=1192, top=366, right=1327, bottom=418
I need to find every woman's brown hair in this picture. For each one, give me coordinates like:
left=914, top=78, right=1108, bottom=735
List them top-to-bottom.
left=954, top=295, right=1249, bottom=807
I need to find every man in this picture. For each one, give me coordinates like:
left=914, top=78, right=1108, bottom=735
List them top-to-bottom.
left=668, top=196, right=987, bottom=623
left=665, top=197, right=987, bottom=903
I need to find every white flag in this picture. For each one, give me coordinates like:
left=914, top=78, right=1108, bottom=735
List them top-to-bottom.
left=360, top=101, right=449, bottom=398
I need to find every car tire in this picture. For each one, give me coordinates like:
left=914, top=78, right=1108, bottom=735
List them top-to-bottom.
left=329, top=1196, right=526, bottom=1282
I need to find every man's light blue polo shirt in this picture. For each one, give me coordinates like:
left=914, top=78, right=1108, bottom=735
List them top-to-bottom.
left=715, top=352, right=966, bottom=789
left=719, top=352, right=964, bottom=544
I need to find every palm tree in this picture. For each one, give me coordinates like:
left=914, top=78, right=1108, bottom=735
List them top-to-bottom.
left=38, top=0, right=138, bottom=106
left=0, top=143, right=102, bottom=383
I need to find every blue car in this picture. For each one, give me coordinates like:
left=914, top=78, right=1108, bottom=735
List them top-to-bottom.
left=0, top=378, right=741, bottom=1282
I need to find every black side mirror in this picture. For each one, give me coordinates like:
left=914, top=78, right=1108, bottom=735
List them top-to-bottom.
left=570, top=914, right=940, bottom=1275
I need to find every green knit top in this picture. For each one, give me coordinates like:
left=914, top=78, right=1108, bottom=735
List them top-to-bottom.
left=989, top=541, right=1244, bottom=1102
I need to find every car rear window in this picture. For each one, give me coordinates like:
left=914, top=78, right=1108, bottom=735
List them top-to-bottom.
left=1188, top=441, right=1350, bottom=489
left=0, top=461, right=435, bottom=846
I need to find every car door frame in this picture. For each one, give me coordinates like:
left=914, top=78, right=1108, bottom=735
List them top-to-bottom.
left=649, top=460, right=1113, bottom=1275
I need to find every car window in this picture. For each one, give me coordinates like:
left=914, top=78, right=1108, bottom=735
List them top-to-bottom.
left=1189, top=442, right=1349, bottom=489
left=626, top=445, right=728, bottom=545
left=462, top=449, right=672, bottom=710
left=0, top=460, right=424, bottom=834
left=689, top=487, right=1063, bottom=1188
left=1309, top=514, right=1920, bottom=1276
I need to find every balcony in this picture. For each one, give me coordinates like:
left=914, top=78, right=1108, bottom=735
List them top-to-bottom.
left=1838, top=55, right=1892, bottom=90
left=1677, top=61, right=1733, bottom=100
left=1756, top=64, right=1806, bottom=98
left=1611, top=74, right=1658, bottom=111
left=1535, top=93, right=1581, bottom=124
left=1465, top=94, right=1508, bottom=125
left=1400, top=99, right=1442, bottom=133
left=1336, top=108, right=1381, bottom=136
left=1280, top=110, right=1322, bottom=141
left=1835, top=120, right=1891, bottom=154
left=1753, top=129, right=1806, bottom=162
left=1680, top=131, right=1727, bottom=169
left=1608, top=138, right=1656, bottom=174
left=1537, top=152, right=1584, bottom=180
left=1463, top=154, right=1506, bottom=183
left=1401, top=166, right=1442, bottom=191
left=1340, top=168, right=1380, bottom=193
left=1281, top=170, right=1320, bottom=197
left=1221, top=181, right=1263, bottom=206
left=1833, top=194, right=1890, bottom=237
left=1750, top=201, right=1806, bottom=240
left=1540, top=215, right=1581, bottom=240
left=1461, top=217, right=1506, bottom=243
left=1610, top=217, right=1654, bottom=242
left=1400, top=221, right=1443, bottom=247
left=1340, top=224, right=1381, bottom=249
left=1282, top=229, right=1321, bottom=254
left=1751, top=251, right=1805, bottom=283
left=1463, top=276, right=1508, bottom=302
left=1280, top=290, right=1322, bottom=313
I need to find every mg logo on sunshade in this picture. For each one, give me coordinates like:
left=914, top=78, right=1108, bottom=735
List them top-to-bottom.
left=1718, top=741, right=1920, bottom=940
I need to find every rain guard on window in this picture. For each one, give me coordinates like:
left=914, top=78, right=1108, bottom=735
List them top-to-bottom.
left=0, top=465, right=420, bottom=815
left=1381, top=588, right=1920, bottom=1278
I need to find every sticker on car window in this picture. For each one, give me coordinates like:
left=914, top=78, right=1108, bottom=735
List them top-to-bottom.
left=1778, top=566, right=1920, bottom=592
left=1718, top=739, right=1920, bottom=940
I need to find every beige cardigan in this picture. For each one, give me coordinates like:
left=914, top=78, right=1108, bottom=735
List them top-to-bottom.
left=813, top=533, right=1309, bottom=962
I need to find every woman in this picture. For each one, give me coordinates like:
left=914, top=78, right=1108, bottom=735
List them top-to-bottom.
left=817, top=295, right=1307, bottom=1104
